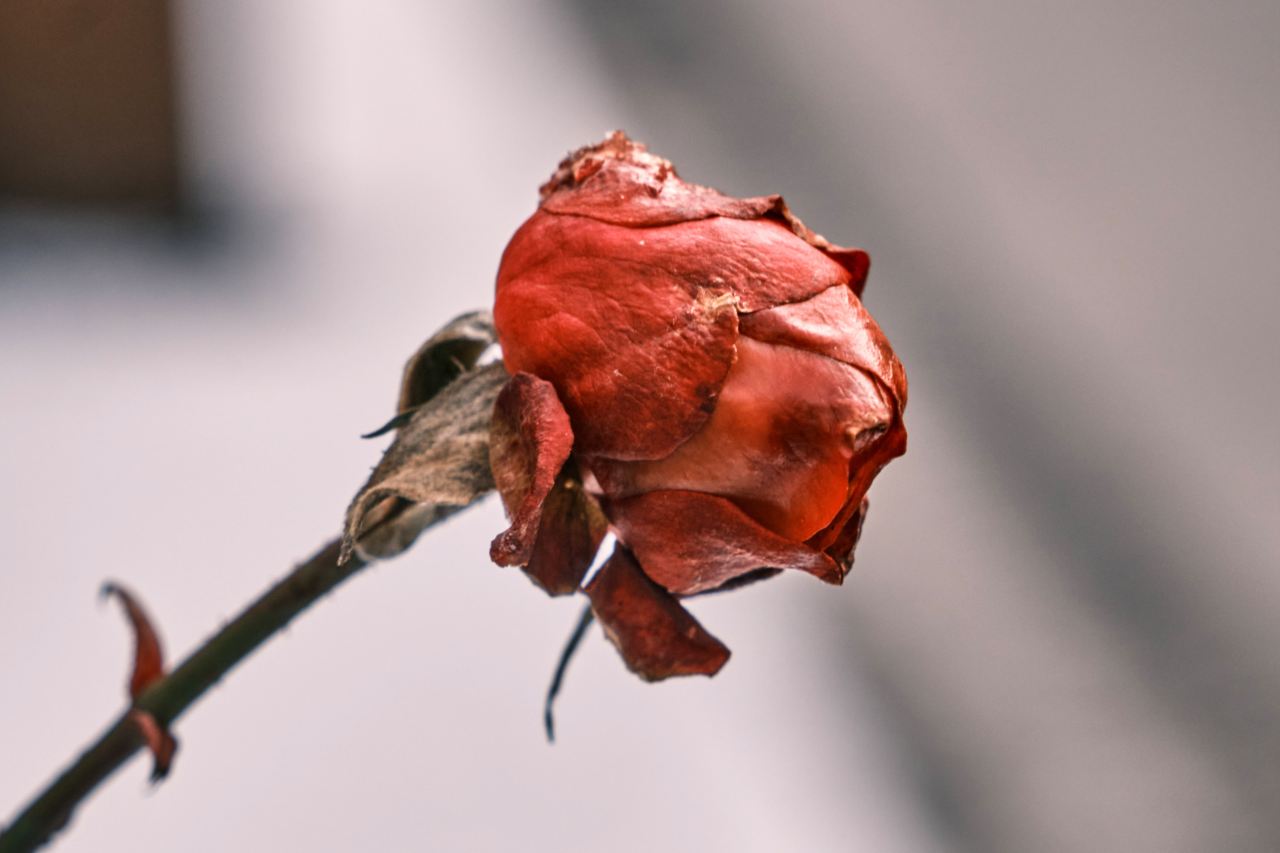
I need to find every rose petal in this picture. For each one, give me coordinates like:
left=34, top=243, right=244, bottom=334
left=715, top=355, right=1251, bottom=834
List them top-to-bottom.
left=536, top=133, right=871, bottom=293
left=756, top=196, right=870, bottom=295
left=496, top=211, right=741, bottom=459
left=739, top=283, right=907, bottom=411
left=594, top=336, right=893, bottom=541
left=488, top=373, right=576, bottom=568
left=808, top=417, right=908, bottom=555
left=521, top=462, right=609, bottom=596
left=606, top=489, right=842, bottom=595
left=822, top=497, right=869, bottom=572
left=584, top=546, right=729, bottom=681
left=100, top=582, right=165, bottom=700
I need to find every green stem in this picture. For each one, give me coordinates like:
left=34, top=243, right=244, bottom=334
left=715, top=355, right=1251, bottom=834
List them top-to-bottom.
left=0, top=536, right=371, bottom=853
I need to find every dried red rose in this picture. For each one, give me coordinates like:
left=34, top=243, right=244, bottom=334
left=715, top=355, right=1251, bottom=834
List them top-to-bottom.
left=490, top=132, right=906, bottom=681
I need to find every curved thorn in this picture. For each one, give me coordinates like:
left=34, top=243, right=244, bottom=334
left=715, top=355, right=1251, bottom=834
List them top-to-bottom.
left=360, top=409, right=418, bottom=439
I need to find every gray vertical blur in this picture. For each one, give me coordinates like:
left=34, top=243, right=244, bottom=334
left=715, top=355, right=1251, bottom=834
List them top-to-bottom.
left=563, top=0, right=1280, bottom=850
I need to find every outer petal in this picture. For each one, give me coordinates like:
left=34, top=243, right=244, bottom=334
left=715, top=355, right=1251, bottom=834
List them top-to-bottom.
left=537, top=132, right=869, bottom=292
left=495, top=212, right=741, bottom=460
left=739, top=283, right=907, bottom=412
left=593, top=336, right=892, bottom=541
left=489, top=373, right=575, bottom=567
left=809, top=413, right=908, bottom=556
left=521, top=461, right=609, bottom=596
left=606, top=489, right=842, bottom=595
left=822, top=497, right=870, bottom=572
left=584, top=546, right=730, bottom=681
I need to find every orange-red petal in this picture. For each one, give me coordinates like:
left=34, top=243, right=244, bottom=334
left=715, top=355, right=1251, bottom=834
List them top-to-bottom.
left=495, top=211, right=741, bottom=460
left=739, top=282, right=907, bottom=412
left=594, top=336, right=892, bottom=541
left=489, top=373, right=575, bottom=567
left=520, top=462, right=609, bottom=596
left=606, top=489, right=842, bottom=595
left=584, top=546, right=729, bottom=681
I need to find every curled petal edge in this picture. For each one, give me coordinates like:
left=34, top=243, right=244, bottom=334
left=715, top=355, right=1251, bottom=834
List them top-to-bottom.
left=488, top=372, right=576, bottom=568
left=607, top=489, right=843, bottom=596
left=584, top=546, right=729, bottom=682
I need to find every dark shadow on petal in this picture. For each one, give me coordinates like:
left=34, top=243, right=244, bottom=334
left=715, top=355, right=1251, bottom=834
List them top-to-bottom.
left=489, top=373, right=575, bottom=567
left=608, top=489, right=841, bottom=595
left=585, top=546, right=729, bottom=682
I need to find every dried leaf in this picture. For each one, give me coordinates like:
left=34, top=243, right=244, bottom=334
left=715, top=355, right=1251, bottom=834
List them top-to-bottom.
left=396, top=310, right=497, bottom=412
left=342, top=362, right=507, bottom=563
left=584, top=546, right=729, bottom=681
left=100, top=582, right=165, bottom=700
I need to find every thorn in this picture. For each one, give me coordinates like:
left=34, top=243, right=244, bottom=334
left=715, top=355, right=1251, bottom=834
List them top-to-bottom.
left=360, top=409, right=417, bottom=439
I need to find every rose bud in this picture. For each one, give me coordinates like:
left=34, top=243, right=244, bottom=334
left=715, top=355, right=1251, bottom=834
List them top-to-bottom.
left=488, top=131, right=907, bottom=682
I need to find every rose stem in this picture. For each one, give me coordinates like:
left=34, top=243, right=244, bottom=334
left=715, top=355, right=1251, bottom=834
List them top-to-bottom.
left=0, top=531, right=391, bottom=853
left=543, top=603, right=595, bottom=744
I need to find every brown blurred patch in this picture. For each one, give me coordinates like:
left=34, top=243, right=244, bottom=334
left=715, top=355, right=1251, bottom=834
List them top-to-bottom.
left=0, top=0, right=181, bottom=210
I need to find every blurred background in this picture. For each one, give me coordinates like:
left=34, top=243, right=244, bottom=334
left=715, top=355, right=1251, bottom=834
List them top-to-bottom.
left=2, top=2, right=1277, bottom=851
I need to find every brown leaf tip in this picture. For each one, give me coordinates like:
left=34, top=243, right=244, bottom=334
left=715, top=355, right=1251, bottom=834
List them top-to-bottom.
left=100, top=581, right=166, bottom=701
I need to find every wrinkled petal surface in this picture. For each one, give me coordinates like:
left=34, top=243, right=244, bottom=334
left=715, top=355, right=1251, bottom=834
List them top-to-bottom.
left=537, top=131, right=868, bottom=290
left=496, top=212, right=744, bottom=460
left=740, top=283, right=907, bottom=410
left=594, top=336, right=892, bottom=541
left=489, top=373, right=575, bottom=567
left=521, top=462, right=609, bottom=595
left=606, top=489, right=842, bottom=595
left=584, top=546, right=729, bottom=681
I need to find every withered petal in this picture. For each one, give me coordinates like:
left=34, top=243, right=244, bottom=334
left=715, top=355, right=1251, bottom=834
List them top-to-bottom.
left=539, top=131, right=767, bottom=226
left=536, top=133, right=871, bottom=295
left=755, top=196, right=870, bottom=296
left=496, top=212, right=742, bottom=459
left=739, top=283, right=907, bottom=412
left=592, top=336, right=892, bottom=542
left=342, top=362, right=506, bottom=563
left=488, top=373, right=575, bottom=568
left=808, top=419, right=907, bottom=555
left=521, top=462, right=608, bottom=595
left=607, top=490, right=843, bottom=595
left=822, top=497, right=869, bottom=572
left=584, top=546, right=729, bottom=682
left=100, top=582, right=165, bottom=700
